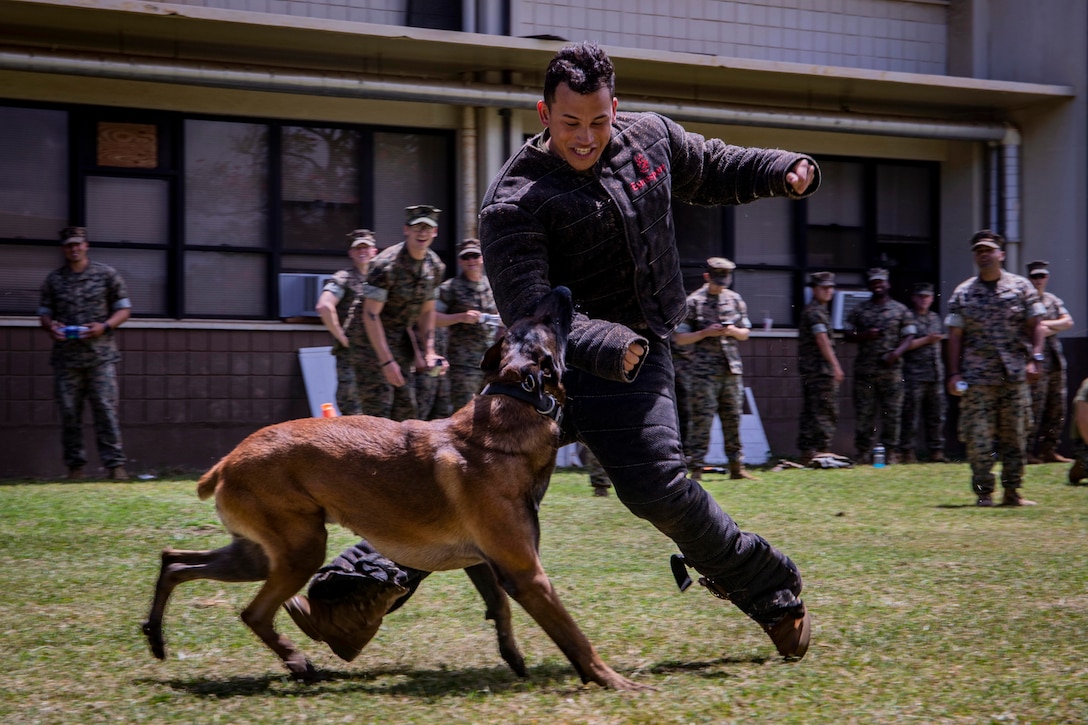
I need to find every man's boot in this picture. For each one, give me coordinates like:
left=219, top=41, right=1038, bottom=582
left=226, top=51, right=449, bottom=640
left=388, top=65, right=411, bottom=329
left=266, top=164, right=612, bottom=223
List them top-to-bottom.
left=1039, top=444, right=1073, bottom=464
left=797, top=449, right=815, bottom=466
left=899, top=449, right=917, bottom=464
left=929, top=449, right=946, bottom=463
left=1026, top=451, right=1043, bottom=465
left=729, top=460, right=759, bottom=480
left=1068, top=460, right=1087, bottom=485
left=1000, top=489, right=1037, bottom=507
left=698, top=576, right=810, bottom=661
left=284, top=582, right=408, bottom=662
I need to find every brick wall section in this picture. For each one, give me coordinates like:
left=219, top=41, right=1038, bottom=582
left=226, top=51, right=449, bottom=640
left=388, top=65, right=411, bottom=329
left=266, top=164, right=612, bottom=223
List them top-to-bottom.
left=1, top=324, right=329, bottom=478
left=4, top=324, right=1083, bottom=477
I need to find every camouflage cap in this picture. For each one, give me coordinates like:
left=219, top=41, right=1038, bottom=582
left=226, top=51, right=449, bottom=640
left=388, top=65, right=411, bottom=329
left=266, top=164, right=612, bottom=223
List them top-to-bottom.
left=405, top=204, right=441, bottom=227
left=59, top=226, right=87, bottom=244
left=347, top=229, right=376, bottom=248
left=970, top=230, right=1005, bottom=250
left=457, top=238, right=482, bottom=258
left=706, top=256, right=735, bottom=283
left=1026, top=259, right=1050, bottom=277
left=867, top=267, right=889, bottom=282
left=808, top=271, right=835, bottom=287
left=912, top=282, right=935, bottom=295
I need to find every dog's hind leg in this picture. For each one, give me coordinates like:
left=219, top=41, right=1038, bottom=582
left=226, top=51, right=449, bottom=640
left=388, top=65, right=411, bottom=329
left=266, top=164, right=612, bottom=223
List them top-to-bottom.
left=142, top=537, right=269, bottom=660
left=464, top=563, right=527, bottom=677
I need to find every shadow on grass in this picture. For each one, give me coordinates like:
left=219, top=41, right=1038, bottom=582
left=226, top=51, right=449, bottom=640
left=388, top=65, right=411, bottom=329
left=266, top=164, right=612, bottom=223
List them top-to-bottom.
left=142, top=654, right=766, bottom=699
left=140, top=661, right=587, bottom=699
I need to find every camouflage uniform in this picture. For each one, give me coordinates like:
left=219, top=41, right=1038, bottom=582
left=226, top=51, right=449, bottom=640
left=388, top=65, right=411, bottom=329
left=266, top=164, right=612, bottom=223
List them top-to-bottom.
left=361, top=242, right=446, bottom=421
left=38, top=261, right=132, bottom=470
left=324, top=267, right=371, bottom=416
left=947, top=270, right=1043, bottom=496
left=436, top=273, right=499, bottom=410
left=678, top=284, right=752, bottom=468
left=1029, top=289, right=1070, bottom=455
left=797, top=297, right=839, bottom=454
left=846, top=297, right=916, bottom=456
left=899, top=309, right=946, bottom=458
left=414, top=326, right=450, bottom=420
left=671, top=339, right=695, bottom=465
left=1069, top=378, right=1088, bottom=477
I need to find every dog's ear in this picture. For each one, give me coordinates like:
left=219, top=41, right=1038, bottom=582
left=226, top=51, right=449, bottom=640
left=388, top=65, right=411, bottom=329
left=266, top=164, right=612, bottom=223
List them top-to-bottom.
left=536, top=286, right=573, bottom=343
left=480, top=332, right=504, bottom=373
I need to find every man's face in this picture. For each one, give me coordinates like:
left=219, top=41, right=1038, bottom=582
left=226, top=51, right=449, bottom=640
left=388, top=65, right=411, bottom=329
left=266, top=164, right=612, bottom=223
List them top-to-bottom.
left=537, top=83, right=617, bottom=172
left=404, top=223, right=438, bottom=259
left=62, top=240, right=87, bottom=264
left=349, top=245, right=376, bottom=265
left=972, top=245, right=1004, bottom=271
left=460, top=251, right=483, bottom=280
left=867, top=278, right=889, bottom=297
left=813, top=284, right=835, bottom=303
left=912, top=293, right=933, bottom=313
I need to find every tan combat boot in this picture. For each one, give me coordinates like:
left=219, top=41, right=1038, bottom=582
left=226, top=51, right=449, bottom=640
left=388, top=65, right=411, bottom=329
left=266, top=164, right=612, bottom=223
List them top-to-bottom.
left=729, top=460, right=759, bottom=480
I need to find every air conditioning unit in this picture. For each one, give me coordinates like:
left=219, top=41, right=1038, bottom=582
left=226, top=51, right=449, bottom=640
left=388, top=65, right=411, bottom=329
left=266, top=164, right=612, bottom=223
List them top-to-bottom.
left=278, top=273, right=335, bottom=318
left=831, top=290, right=872, bottom=330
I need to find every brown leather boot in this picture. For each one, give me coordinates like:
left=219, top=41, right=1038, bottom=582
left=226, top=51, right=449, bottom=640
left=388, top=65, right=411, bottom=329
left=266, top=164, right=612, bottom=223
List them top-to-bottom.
left=1039, top=446, right=1073, bottom=464
left=797, top=450, right=815, bottom=466
left=929, top=450, right=946, bottom=463
left=1025, top=452, right=1043, bottom=465
left=729, top=461, right=759, bottom=480
left=67, top=466, right=84, bottom=480
left=107, top=466, right=129, bottom=481
left=1001, top=489, right=1037, bottom=507
left=284, top=582, right=408, bottom=662
left=761, top=605, right=811, bottom=661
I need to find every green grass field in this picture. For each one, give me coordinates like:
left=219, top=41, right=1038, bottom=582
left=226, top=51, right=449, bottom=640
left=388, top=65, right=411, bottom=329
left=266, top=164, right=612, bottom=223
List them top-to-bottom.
left=1, top=463, right=1085, bottom=724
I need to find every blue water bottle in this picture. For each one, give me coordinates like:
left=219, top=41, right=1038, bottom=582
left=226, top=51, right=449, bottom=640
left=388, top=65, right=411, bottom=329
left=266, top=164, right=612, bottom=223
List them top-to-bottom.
left=872, top=444, right=886, bottom=468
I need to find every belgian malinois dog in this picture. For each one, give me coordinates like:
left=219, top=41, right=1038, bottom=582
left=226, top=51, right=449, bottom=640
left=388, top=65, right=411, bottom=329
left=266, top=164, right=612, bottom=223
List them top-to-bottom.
left=142, top=287, right=644, bottom=691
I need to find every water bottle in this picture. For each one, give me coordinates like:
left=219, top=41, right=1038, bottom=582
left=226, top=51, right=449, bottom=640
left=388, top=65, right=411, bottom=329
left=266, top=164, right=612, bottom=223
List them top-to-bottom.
left=479, top=313, right=503, bottom=327
left=60, top=325, right=89, bottom=340
left=955, top=380, right=969, bottom=394
left=872, top=444, right=886, bottom=468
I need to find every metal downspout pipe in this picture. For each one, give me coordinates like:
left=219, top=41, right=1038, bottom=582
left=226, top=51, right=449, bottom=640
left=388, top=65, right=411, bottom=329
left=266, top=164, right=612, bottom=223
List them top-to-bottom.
left=460, top=105, right=479, bottom=239
left=985, top=126, right=1023, bottom=270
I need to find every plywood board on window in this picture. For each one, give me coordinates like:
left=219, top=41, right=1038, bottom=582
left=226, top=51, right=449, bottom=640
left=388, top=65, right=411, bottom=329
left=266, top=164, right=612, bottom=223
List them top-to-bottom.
left=97, top=122, right=157, bottom=168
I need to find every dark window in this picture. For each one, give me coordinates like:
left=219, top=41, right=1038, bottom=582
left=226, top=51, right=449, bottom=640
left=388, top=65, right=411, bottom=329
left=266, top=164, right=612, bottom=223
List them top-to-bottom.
left=0, top=102, right=455, bottom=319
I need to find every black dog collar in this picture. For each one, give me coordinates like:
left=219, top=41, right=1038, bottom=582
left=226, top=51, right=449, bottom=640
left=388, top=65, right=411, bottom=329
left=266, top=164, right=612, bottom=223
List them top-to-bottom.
left=480, top=381, right=563, bottom=427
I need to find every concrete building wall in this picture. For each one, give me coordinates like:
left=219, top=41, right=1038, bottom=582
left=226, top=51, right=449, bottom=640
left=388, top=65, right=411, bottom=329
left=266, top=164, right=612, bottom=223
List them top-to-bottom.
left=513, top=0, right=949, bottom=73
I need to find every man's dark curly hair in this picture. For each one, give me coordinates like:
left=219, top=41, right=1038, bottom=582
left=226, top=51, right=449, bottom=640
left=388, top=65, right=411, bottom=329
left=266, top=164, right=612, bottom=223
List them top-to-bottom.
left=543, top=42, right=616, bottom=107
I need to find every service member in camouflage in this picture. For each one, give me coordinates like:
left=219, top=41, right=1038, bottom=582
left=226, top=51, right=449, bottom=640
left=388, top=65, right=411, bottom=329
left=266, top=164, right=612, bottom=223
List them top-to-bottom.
left=359, top=205, right=447, bottom=421
left=38, top=226, right=133, bottom=480
left=315, top=229, right=378, bottom=416
left=946, top=230, right=1046, bottom=507
left=434, top=238, right=501, bottom=411
left=673, top=257, right=758, bottom=480
left=1025, top=260, right=1075, bottom=464
left=844, top=268, right=916, bottom=464
left=796, top=272, right=844, bottom=462
left=897, top=282, right=947, bottom=463
left=413, top=323, right=450, bottom=420
left=671, top=329, right=695, bottom=467
left=1066, top=377, right=1088, bottom=485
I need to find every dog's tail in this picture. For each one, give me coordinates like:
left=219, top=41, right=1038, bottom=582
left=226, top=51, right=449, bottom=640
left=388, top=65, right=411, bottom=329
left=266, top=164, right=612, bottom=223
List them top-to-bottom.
left=196, top=460, right=224, bottom=500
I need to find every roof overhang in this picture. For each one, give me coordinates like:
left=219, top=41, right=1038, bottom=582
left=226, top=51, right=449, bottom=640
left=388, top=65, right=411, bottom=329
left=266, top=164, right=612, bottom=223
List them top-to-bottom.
left=0, top=0, right=1074, bottom=127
